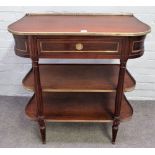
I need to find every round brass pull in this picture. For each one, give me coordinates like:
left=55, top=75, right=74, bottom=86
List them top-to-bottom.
left=75, top=43, right=83, bottom=51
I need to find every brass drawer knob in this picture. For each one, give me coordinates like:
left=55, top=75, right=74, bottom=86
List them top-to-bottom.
left=75, top=43, right=83, bottom=51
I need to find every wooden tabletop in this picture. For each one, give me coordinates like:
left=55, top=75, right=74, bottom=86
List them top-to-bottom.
left=8, top=13, right=151, bottom=36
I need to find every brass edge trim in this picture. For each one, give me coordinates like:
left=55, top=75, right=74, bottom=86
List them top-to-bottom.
left=26, top=12, right=134, bottom=16
left=8, top=28, right=151, bottom=36
left=39, top=40, right=119, bottom=43
left=15, top=48, right=26, bottom=52
left=132, top=49, right=143, bottom=53
left=40, top=50, right=119, bottom=53
left=22, top=84, right=135, bottom=93
left=25, top=114, right=114, bottom=122
left=26, top=118, right=132, bottom=123
left=45, top=118, right=132, bottom=122
left=42, top=120, right=113, bottom=123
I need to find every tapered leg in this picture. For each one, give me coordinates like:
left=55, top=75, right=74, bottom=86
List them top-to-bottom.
left=28, top=36, right=45, bottom=144
left=112, top=60, right=127, bottom=144
left=38, top=118, right=46, bottom=144
left=112, top=118, right=120, bottom=144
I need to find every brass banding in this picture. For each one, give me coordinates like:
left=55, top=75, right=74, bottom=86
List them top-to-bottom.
left=26, top=13, right=134, bottom=16
left=8, top=29, right=151, bottom=36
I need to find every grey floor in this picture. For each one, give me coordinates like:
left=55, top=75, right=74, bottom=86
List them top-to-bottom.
left=0, top=96, right=155, bottom=148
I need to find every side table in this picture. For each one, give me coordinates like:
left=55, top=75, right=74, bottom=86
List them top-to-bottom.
left=8, top=13, right=151, bottom=144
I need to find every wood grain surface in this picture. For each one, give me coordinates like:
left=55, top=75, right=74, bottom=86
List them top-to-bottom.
left=8, top=14, right=150, bottom=36
left=22, top=64, right=136, bottom=92
left=25, top=92, right=133, bottom=122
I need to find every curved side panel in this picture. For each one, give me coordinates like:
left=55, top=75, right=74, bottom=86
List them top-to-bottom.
left=13, top=35, right=30, bottom=58
left=129, top=36, right=146, bottom=59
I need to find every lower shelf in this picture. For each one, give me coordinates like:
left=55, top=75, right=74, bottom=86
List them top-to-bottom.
left=25, top=92, right=133, bottom=122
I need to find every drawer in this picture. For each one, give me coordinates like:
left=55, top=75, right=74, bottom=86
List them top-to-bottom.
left=37, top=37, right=123, bottom=59
left=38, top=39, right=120, bottom=52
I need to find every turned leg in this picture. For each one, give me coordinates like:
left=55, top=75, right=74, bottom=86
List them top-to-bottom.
left=28, top=36, right=45, bottom=144
left=112, top=59, right=127, bottom=144
left=112, top=117, right=120, bottom=144
left=38, top=118, right=46, bottom=144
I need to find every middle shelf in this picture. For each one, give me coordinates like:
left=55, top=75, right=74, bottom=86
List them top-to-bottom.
left=23, top=64, right=136, bottom=92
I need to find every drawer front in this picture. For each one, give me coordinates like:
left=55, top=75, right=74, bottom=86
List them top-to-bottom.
left=37, top=37, right=123, bottom=59
left=39, top=40, right=119, bottom=52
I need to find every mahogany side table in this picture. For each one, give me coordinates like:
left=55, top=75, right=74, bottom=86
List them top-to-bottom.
left=8, top=13, right=151, bottom=144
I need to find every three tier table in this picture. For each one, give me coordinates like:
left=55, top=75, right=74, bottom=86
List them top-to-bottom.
left=8, top=13, right=151, bottom=144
